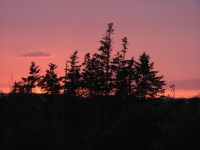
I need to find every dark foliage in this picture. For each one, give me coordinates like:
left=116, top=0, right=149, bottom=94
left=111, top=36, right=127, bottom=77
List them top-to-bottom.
left=3, top=23, right=177, bottom=149
left=9, top=23, right=166, bottom=99
left=95, top=23, right=114, bottom=96
left=111, top=37, right=135, bottom=98
left=64, top=51, right=82, bottom=97
left=134, top=52, right=166, bottom=99
left=82, top=53, right=101, bottom=98
left=11, top=62, right=40, bottom=94
left=38, top=63, right=62, bottom=94
left=1, top=95, right=200, bottom=150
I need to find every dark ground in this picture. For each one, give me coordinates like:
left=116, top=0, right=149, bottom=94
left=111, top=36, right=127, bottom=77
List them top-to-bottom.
left=1, top=94, right=200, bottom=150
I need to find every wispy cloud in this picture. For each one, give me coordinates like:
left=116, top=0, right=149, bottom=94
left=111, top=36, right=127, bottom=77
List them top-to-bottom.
left=17, top=51, right=54, bottom=58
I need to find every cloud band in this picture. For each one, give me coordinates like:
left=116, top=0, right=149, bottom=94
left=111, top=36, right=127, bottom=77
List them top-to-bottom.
left=18, top=51, right=54, bottom=58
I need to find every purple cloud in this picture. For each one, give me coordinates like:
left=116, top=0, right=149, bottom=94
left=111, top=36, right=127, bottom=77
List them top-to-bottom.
left=18, top=51, right=54, bottom=58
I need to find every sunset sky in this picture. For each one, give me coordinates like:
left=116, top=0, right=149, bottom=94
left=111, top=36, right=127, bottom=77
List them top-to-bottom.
left=0, top=0, right=199, bottom=98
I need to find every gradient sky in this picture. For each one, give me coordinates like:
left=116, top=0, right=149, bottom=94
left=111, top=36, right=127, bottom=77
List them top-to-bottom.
left=0, top=0, right=200, bottom=97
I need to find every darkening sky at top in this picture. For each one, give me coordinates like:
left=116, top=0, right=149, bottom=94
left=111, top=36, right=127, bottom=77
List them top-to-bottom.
left=0, top=0, right=200, bottom=97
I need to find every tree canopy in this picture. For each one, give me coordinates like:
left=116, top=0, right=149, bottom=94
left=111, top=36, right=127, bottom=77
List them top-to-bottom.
left=10, top=23, right=166, bottom=99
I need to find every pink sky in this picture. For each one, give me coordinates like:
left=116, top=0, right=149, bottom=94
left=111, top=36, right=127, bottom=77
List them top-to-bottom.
left=0, top=0, right=200, bottom=98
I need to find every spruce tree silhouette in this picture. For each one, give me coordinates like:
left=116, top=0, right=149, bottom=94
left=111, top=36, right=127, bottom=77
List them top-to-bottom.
left=9, top=23, right=167, bottom=100
left=95, top=23, right=114, bottom=97
left=111, top=37, right=135, bottom=98
left=121, top=37, right=128, bottom=60
left=64, top=51, right=81, bottom=97
left=111, top=51, right=124, bottom=98
left=134, top=52, right=165, bottom=99
left=82, top=53, right=97, bottom=98
left=84, top=53, right=107, bottom=98
left=92, top=53, right=106, bottom=97
left=125, top=57, right=135, bottom=97
left=20, top=62, right=40, bottom=94
left=38, top=63, right=62, bottom=94
left=11, top=80, right=24, bottom=94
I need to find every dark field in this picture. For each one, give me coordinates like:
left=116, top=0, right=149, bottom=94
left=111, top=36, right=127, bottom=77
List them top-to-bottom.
left=1, top=94, right=200, bottom=150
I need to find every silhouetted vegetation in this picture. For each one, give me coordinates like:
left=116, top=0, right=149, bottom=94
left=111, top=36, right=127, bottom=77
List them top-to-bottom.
left=1, top=23, right=199, bottom=149
left=10, top=23, right=165, bottom=98
left=64, top=51, right=82, bottom=97
left=12, top=62, right=40, bottom=94
left=38, top=63, right=62, bottom=94
left=1, top=95, right=200, bottom=150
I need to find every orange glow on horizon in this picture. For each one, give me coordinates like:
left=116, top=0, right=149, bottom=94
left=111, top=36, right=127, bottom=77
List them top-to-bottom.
left=1, top=87, right=199, bottom=99
left=33, top=87, right=43, bottom=94
left=165, top=89, right=200, bottom=98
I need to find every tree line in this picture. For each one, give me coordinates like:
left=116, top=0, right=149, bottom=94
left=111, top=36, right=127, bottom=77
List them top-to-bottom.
left=11, top=23, right=165, bottom=99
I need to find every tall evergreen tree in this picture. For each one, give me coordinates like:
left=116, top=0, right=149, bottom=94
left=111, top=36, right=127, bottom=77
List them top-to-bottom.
left=95, top=23, right=114, bottom=96
left=111, top=37, right=134, bottom=98
left=119, top=37, right=133, bottom=98
left=121, top=37, right=128, bottom=60
left=64, top=51, right=81, bottom=97
left=111, top=51, right=123, bottom=97
left=111, top=52, right=126, bottom=98
left=134, top=52, right=165, bottom=99
left=82, top=53, right=95, bottom=98
left=82, top=53, right=107, bottom=98
left=93, top=53, right=108, bottom=97
left=126, top=57, right=135, bottom=97
left=21, top=62, right=40, bottom=93
left=38, top=63, right=62, bottom=94
left=11, top=81, right=24, bottom=94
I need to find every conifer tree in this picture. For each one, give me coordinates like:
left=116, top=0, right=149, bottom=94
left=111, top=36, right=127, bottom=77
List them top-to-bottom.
left=95, top=23, right=114, bottom=96
left=111, top=37, right=133, bottom=98
left=119, top=37, right=132, bottom=97
left=121, top=37, right=128, bottom=60
left=64, top=51, right=81, bottom=97
left=111, top=51, right=123, bottom=97
left=134, top=52, right=165, bottom=99
left=82, top=53, right=94, bottom=98
left=82, top=53, right=105, bottom=98
left=92, top=53, right=108, bottom=97
left=126, top=57, right=135, bottom=97
left=21, top=62, right=40, bottom=93
left=38, top=63, right=62, bottom=94
left=11, top=81, right=24, bottom=94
